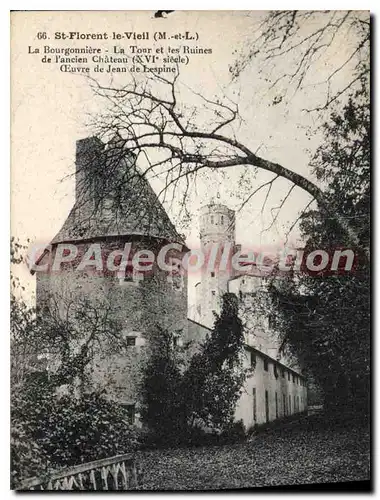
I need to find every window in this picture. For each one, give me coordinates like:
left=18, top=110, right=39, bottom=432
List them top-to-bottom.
left=211, top=215, right=214, bottom=224
left=221, top=215, right=224, bottom=224
left=168, top=257, right=183, bottom=290
left=119, top=263, right=142, bottom=284
left=123, top=267, right=134, bottom=282
left=211, top=272, right=215, bottom=277
left=211, top=290, right=216, bottom=295
left=268, top=314, right=275, bottom=329
left=126, top=337, right=136, bottom=347
left=250, top=352, right=256, bottom=368
left=264, top=359, right=269, bottom=372
left=274, top=364, right=279, bottom=379
left=282, top=368, right=285, bottom=378
left=288, top=371, right=290, bottom=381
left=292, top=374, right=295, bottom=383
left=252, top=388, right=257, bottom=423
left=265, top=390, right=269, bottom=423
left=275, top=392, right=278, bottom=419
left=283, top=394, right=286, bottom=416
left=289, top=394, right=292, bottom=414
left=294, top=395, right=296, bottom=412
left=125, top=404, right=135, bottom=425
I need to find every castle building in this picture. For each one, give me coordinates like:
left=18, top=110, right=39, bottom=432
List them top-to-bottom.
left=34, top=136, right=307, bottom=429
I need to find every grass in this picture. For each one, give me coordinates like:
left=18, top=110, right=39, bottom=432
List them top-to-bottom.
left=135, top=416, right=370, bottom=490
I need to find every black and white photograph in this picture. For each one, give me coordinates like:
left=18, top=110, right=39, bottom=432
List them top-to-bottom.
left=10, top=9, right=370, bottom=491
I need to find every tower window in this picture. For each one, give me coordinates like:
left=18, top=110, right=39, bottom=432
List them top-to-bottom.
left=221, top=215, right=224, bottom=224
left=168, top=257, right=184, bottom=291
left=118, top=263, right=143, bottom=284
left=124, top=267, right=134, bottom=282
left=211, top=272, right=215, bottom=277
left=126, top=337, right=136, bottom=347
left=250, top=352, right=255, bottom=367
left=264, top=359, right=269, bottom=371
left=275, top=392, right=278, bottom=419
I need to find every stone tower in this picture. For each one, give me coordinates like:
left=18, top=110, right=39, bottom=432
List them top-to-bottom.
left=35, top=136, right=189, bottom=409
left=196, top=202, right=237, bottom=328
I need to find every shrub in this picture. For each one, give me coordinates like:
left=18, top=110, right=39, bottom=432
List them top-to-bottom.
left=11, top=372, right=138, bottom=487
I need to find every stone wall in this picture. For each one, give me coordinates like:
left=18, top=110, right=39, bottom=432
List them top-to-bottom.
left=36, top=236, right=188, bottom=411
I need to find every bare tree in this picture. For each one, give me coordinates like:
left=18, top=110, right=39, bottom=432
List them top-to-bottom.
left=230, top=10, right=370, bottom=112
left=84, top=66, right=367, bottom=254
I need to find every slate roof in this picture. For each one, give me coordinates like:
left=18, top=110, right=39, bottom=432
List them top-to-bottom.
left=50, top=136, right=186, bottom=247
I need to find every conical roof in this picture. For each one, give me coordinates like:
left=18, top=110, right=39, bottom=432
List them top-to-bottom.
left=51, top=136, right=186, bottom=247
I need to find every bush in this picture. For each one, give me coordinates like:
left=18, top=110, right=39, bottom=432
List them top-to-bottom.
left=11, top=372, right=138, bottom=487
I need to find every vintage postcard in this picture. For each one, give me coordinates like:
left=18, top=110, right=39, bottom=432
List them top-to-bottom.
left=10, top=10, right=370, bottom=491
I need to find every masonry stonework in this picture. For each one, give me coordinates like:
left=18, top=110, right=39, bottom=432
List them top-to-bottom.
left=34, top=136, right=307, bottom=430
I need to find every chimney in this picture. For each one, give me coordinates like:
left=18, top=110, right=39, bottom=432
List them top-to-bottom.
left=75, top=137, right=104, bottom=204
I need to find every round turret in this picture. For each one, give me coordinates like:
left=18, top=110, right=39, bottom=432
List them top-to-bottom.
left=196, top=202, right=237, bottom=328
left=199, top=203, right=236, bottom=247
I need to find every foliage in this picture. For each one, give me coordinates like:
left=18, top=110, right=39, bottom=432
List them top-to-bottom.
left=269, top=81, right=370, bottom=413
left=10, top=238, right=40, bottom=385
left=10, top=240, right=137, bottom=486
left=34, top=294, right=124, bottom=388
left=140, top=294, right=248, bottom=446
left=183, top=294, right=247, bottom=431
left=139, top=327, right=184, bottom=446
left=11, top=372, right=138, bottom=487
left=136, top=419, right=369, bottom=490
